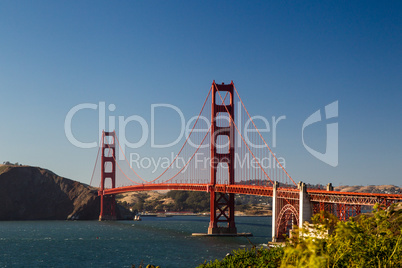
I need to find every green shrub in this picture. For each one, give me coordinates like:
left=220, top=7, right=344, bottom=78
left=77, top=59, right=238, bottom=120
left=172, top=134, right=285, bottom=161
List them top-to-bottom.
left=199, top=203, right=402, bottom=268
left=282, top=203, right=402, bottom=268
left=197, top=246, right=284, bottom=268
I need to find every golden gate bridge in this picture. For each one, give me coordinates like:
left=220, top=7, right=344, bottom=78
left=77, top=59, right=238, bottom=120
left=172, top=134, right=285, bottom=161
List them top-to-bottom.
left=90, top=81, right=402, bottom=241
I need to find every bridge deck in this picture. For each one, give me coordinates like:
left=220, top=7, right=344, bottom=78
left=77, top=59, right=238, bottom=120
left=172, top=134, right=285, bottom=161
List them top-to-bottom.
left=100, top=183, right=402, bottom=206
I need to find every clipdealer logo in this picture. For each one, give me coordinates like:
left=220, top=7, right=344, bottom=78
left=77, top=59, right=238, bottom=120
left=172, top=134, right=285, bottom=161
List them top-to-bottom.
left=64, top=100, right=339, bottom=170
left=64, top=101, right=287, bottom=171
left=302, top=101, right=339, bottom=167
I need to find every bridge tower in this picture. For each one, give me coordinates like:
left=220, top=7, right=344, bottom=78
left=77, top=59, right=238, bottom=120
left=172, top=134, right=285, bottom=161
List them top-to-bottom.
left=208, top=81, right=237, bottom=234
left=99, top=131, right=117, bottom=221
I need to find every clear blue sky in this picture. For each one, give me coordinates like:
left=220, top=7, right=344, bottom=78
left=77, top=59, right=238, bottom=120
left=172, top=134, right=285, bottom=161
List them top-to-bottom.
left=0, top=1, right=401, bottom=186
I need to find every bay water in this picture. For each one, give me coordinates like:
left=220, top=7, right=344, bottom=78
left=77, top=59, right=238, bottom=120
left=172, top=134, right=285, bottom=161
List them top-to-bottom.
left=0, top=216, right=272, bottom=267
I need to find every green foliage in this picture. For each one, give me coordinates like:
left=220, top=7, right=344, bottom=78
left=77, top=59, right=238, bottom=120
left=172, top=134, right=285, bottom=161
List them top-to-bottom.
left=166, top=191, right=210, bottom=212
left=167, top=191, right=189, bottom=211
left=132, top=199, right=144, bottom=212
left=200, top=203, right=402, bottom=268
left=282, top=203, right=402, bottom=268
left=324, top=204, right=402, bottom=267
left=311, top=210, right=339, bottom=230
left=281, top=231, right=328, bottom=268
left=197, top=246, right=284, bottom=268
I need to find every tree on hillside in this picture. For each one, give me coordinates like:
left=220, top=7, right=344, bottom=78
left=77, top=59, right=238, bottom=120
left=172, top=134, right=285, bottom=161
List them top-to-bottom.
left=166, top=191, right=209, bottom=212
left=185, top=192, right=209, bottom=212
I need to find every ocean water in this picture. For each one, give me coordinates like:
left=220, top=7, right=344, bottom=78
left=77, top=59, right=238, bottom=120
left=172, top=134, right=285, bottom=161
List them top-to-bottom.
left=0, top=216, right=272, bottom=268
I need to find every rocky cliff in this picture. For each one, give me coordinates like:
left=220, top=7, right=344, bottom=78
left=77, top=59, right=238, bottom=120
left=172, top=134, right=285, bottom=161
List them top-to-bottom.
left=0, top=165, right=100, bottom=220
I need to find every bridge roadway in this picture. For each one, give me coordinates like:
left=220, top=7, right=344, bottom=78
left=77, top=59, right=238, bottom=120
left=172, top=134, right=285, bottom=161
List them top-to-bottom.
left=100, top=183, right=402, bottom=207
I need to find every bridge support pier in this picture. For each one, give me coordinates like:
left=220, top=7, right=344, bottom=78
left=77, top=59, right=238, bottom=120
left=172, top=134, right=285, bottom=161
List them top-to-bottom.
left=272, top=181, right=314, bottom=242
left=271, top=182, right=278, bottom=242
left=298, top=182, right=313, bottom=228
left=327, top=183, right=333, bottom=191
left=208, top=189, right=237, bottom=234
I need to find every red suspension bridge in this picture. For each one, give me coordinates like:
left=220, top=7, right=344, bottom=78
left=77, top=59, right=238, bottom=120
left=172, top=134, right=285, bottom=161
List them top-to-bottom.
left=90, top=81, right=402, bottom=241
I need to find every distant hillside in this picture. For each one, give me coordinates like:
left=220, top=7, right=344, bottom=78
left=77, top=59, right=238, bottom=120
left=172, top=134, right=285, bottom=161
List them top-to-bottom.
left=0, top=165, right=101, bottom=220
left=334, top=185, right=401, bottom=194
left=117, top=190, right=272, bottom=216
